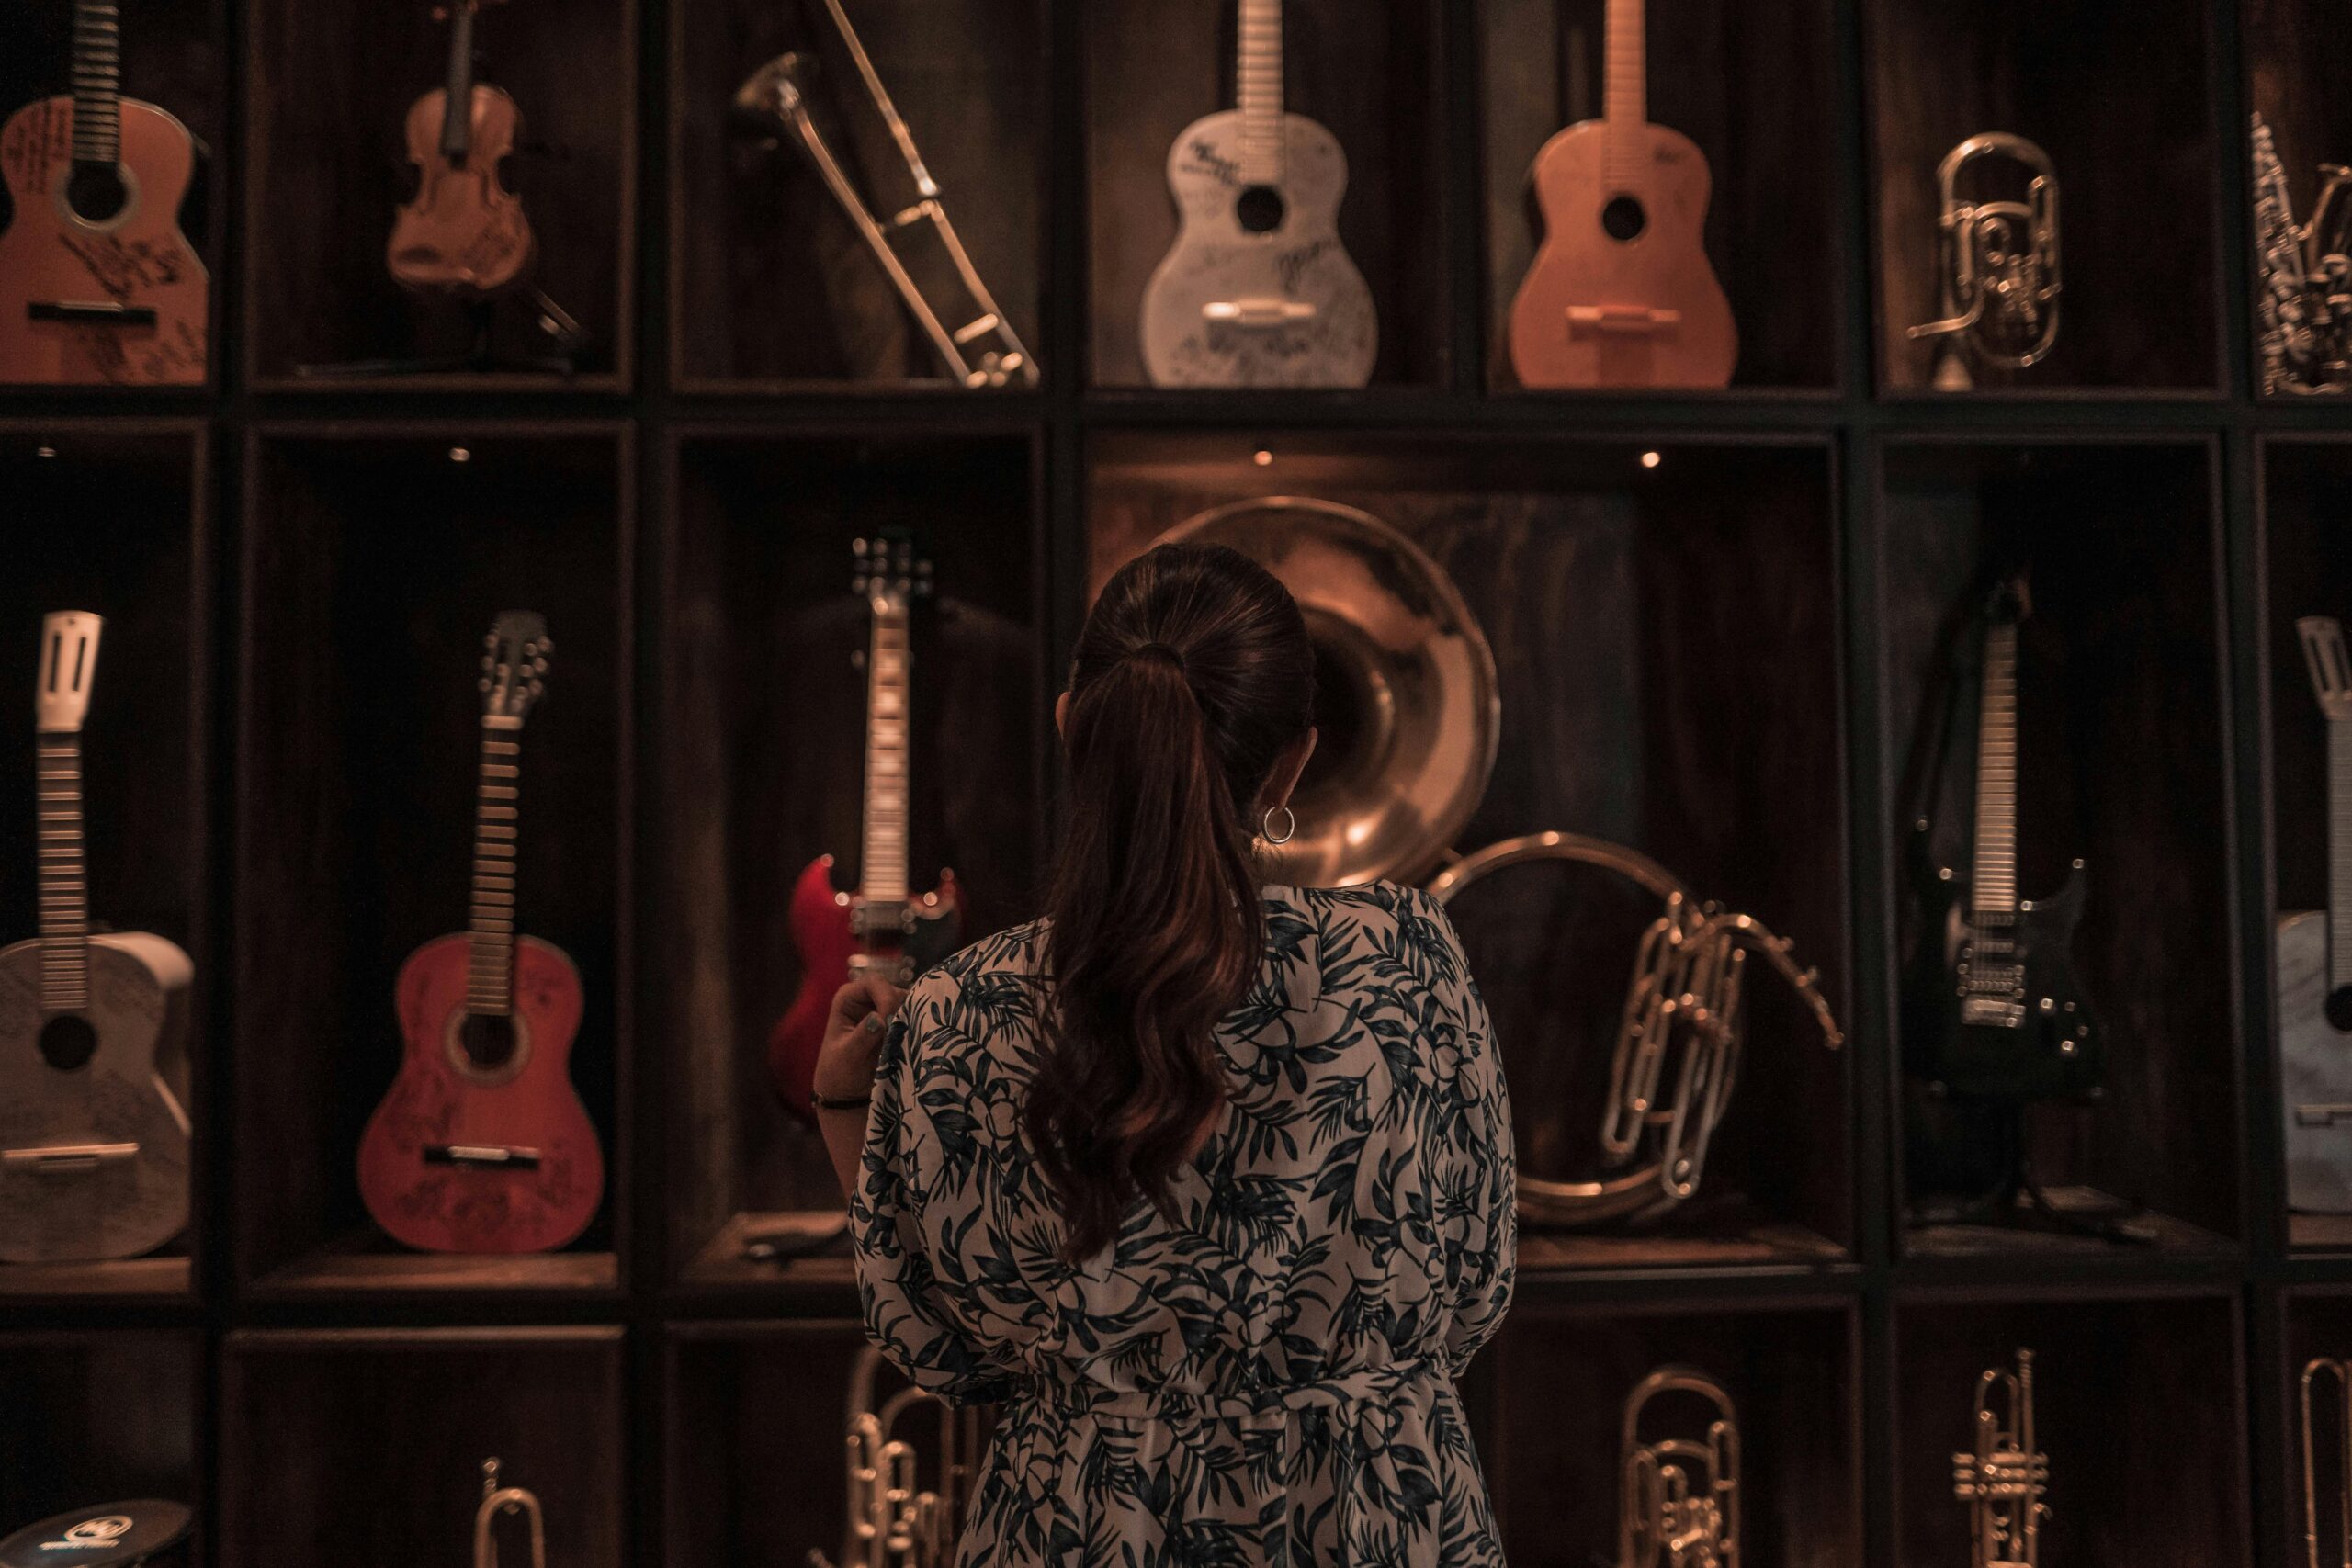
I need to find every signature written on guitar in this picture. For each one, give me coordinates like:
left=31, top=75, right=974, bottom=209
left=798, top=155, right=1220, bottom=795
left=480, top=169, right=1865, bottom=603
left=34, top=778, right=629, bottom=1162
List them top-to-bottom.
left=1182, top=140, right=1243, bottom=187
left=59, top=232, right=192, bottom=297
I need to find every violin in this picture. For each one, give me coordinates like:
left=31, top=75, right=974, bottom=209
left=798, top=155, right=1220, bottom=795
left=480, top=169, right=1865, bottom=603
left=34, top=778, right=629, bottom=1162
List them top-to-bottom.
left=386, top=0, right=533, bottom=295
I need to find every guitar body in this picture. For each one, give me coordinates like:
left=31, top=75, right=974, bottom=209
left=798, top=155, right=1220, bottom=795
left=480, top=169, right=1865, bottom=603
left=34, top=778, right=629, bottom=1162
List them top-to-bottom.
left=387, top=85, right=534, bottom=294
left=0, top=96, right=208, bottom=386
left=1139, top=109, right=1375, bottom=389
left=1508, top=118, right=1735, bottom=389
left=1904, top=848, right=2104, bottom=1102
left=767, top=855, right=963, bottom=1121
left=2280, top=909, right=2352, bottom=1212
left=0, top=932, right=191, bottom=1263
left=356, top=933, right=600, bottom=1254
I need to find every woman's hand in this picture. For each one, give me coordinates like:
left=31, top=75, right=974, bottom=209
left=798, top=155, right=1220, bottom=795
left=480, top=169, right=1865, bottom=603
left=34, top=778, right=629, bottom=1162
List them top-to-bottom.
left=813, top=972, right=907, bottom=1108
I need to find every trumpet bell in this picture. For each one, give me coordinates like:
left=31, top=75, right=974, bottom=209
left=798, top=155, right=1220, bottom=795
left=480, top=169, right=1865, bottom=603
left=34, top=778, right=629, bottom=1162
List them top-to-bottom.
left=1163, top=496, right=1499, bottom=886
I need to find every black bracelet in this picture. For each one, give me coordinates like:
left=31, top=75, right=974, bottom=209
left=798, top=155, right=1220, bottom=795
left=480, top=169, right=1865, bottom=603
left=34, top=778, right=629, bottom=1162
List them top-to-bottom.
left=810, top=1086, right=874, bottom=1112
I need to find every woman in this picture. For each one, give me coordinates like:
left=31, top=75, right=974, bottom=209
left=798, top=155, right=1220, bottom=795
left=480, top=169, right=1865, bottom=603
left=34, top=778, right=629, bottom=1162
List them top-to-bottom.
left=812, top=542, right=1515, bottom=1566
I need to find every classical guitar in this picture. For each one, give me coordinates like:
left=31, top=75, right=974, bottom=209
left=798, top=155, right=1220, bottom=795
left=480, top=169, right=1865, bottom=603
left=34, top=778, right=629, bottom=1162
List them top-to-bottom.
left=0, top=0, right=208, bottom=385
left=387, top=0, right=534, bottom=295
left=1136, top=0, right=1375, bottom=388
left=1506, top=0, right=1735, bottom=389
left=768, top=536, right=964, bottom=1121
left=1904, top=576, right=2101, bottom=1111
left=0, top=613, right=192, bottom=1264
left=356, top=613, right=601, bottom=1254
left=2283, top=616, right=2352, bottom=1212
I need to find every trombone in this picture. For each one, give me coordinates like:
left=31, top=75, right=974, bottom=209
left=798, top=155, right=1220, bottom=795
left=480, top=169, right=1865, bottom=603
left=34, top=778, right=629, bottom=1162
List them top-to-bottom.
left=812, top=1347, right=984, bottom=1568
left=1952, top=1351, right=2049, bottom=1568
left=2304, top=1358, right=2352, bottom=1568
left=1619, top=1367, right=1740, bottom=1568
left=472, top=1459, right=546, bottom=1568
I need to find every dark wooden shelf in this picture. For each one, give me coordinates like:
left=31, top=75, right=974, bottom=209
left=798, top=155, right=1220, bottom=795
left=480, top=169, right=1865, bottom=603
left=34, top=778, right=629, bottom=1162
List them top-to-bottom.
left=249, top=1231, right=621, bottom=1301
left=0, top=1258, right=193, bottom=1306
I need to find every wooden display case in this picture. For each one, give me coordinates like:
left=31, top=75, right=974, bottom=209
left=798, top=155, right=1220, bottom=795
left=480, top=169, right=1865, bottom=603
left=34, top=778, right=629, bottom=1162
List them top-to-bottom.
left=241, top=0, right=635, bottom=389
left=669, top=0, right=1045, bottom=392
left=1479, top=0, right=1841, bottom=392
left=1867, top=0, right=2222, bottom=393
left=0, top=423, right=209, bottom=1304
left=232, top=427, right=630, bottom=1296
left=657, top=430, right=1042, bottom=1292
left=1089, top=432, right=1851, bottom=1269
left=1880, top=440, right=2237, bottom=1256
left=220, top=1328, right=623, bottom=1568
left=0, top=1332, right=197, bottom=1533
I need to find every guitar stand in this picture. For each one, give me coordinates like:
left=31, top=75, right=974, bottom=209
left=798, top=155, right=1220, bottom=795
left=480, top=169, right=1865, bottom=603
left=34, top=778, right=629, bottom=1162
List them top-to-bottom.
left=294, top=288, right=586, bottom=379
left=1911, top=1134, right=2160, bottom=1246
left=738, top=1212, right=850, bottom=1264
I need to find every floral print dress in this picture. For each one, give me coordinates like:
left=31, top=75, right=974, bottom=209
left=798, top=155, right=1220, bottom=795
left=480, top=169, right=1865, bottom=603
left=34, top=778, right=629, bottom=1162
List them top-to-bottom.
left=852, top=882, right=1517, bottom=1568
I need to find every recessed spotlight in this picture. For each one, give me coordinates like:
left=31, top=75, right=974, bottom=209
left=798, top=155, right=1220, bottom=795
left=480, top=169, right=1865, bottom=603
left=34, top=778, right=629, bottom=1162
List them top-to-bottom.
left=34, top=446, right=55, bottom=459
left=448, top=446, right=472, bottom=464
left=1252, top=449, right=1273, bottom=468
left=1639, top=450, right=1662, bottom=469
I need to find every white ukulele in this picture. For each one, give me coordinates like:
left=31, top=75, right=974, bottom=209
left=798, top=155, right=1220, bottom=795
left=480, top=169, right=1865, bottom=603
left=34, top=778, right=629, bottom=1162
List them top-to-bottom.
left=2285, top=615, right=2352, bottom=1211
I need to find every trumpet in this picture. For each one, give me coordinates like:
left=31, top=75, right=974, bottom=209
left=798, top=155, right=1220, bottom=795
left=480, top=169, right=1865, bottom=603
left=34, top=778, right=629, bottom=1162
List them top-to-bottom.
left=1909, top=134, right=2061, bottom=387
left=1428, top=831, right=1843, bottom=1226
left=811, top=1347, right=983, bottom=1568
left=1952, top=1351, right=2049, bottom=1568
left=2304, top=1358, right=2352, bottom=1568
left=1618, top=1367, right=1740, bottom=1568
left=472, top=1459, right=546, bottom=1568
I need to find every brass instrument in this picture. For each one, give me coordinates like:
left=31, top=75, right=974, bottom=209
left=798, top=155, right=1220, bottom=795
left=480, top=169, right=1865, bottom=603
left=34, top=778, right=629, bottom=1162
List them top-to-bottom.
left=732, top=0, right=1036, bottom=389
left=2252, top=112, right=2352, bottom=395
left=1909, top=135, right=2061, bottom=388
left=1161, top=497, right=1499, bottom=886
left=1428, top=831, right=1842, bottom=1226
left=811, top=1346, right=983, bottom=1568
left=1952, top=1350, right=2049, bottom=1568
left=2304, top=1357, right=2352, bottom=1568
left=1618, top=1367, right=1740, bottom=1568
left=472, top=1459, right=546, bottom=1568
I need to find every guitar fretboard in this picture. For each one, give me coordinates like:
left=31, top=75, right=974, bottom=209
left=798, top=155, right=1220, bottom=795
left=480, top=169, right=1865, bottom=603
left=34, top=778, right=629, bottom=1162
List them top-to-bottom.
left=71, top=0, right=122, bottom=167
left=1237, top=0, right=1284, bottom=187
left=1602, top=0, right=1646, bottom=191
left=862, top=602, right=910, bottom=905
left=1969, top=619, right=2020, bottom=924
left=2332, top=715, right=2352, bottom=992
left=468, top=717, right=521, bottom=1015
left=36, top=733, right=90, bottom=1011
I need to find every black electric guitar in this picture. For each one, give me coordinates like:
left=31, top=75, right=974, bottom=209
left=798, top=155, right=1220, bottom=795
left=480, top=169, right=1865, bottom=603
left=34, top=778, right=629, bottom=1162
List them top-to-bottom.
left=1905, top=576, right=2102, bottom=1113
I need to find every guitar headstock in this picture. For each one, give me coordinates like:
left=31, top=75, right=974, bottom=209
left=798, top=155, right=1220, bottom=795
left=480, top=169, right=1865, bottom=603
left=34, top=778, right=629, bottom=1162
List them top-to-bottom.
left=852, top=532, right=933, bottom=615
left=1984, top=570, right=2034, bottom=626
left=480, top=611, right=550, bottom=726
left=35, top=612, right=102, bottom=735
left=2301, top=615, right=2352, bottom=721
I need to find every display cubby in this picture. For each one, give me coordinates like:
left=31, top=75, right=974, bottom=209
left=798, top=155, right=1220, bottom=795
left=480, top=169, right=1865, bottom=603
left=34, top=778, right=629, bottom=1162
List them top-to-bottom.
left=241, top=0, right=634, bottom=389
left=669, top=0, right=1045, bottom=392
left=1479, top=0, right=1841, bottom=393
left=1867, top=0, right=2222, bottom=393
left=232, top=426, right=629, bottom=1297
left=1880, top=439, right=2238, bottom=1257
left=220, top=1328, right=623, bottom=1568
left=0, top=1332, right=197, bottom=1529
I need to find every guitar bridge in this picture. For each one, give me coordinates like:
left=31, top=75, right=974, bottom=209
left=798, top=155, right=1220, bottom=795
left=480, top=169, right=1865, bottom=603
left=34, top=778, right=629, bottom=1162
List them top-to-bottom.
left=1204, top=299, right=1318, bottom=326
left=29, top=300, right=160, bottom=327
left=1566, top=303, right=1683, bottom=336
left=1961, top=997, right=2026, bottom=1029
left=2, top=1142, right=141, bottom=1175
left=424, top=1144, right=542, bottom=1169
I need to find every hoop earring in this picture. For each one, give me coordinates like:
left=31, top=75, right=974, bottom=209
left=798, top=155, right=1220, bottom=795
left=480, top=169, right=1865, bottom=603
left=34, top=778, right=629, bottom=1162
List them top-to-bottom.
left=1261, top=805, right=1296, bottom=846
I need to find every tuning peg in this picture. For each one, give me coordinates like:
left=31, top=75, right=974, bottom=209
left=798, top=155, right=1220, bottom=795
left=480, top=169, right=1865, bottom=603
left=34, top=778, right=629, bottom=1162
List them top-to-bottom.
left=479, top=676, right=492, bottom=693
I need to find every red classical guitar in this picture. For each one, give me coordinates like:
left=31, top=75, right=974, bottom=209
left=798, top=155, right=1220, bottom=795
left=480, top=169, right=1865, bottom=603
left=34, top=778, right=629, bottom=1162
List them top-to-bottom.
left=768, top=536, right=964, bottom=1121
left=356, top=612, right=602, bottom=1253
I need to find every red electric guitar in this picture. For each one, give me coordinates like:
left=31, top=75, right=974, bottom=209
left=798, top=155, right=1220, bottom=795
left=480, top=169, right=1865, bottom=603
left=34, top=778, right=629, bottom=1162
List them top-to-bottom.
left=767, top=536, right=964, bottom=1121
left=357, top=612, right=602, bottom=1253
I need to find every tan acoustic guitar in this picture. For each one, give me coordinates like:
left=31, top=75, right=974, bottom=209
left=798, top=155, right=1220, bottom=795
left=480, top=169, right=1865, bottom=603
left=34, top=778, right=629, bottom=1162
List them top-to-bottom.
left=1506, top=0, right=1734, bottom=389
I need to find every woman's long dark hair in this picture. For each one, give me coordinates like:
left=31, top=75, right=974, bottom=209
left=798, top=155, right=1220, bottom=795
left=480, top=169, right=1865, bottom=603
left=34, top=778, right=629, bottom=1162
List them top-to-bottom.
left=1028, top=543, right=1315, bottom=1262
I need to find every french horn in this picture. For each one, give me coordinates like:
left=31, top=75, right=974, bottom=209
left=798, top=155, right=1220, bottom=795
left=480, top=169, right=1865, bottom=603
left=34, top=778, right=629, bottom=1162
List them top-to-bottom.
left=1909, top=134, right=2062, bottom=386
left=1160, top=496, right=1499, bottom=887
left=1427, top=831, right=1842, bottom=1226
left=812, top=1346, right=983, bottom=1568
left=1953, top=1350, right=2049, bottom=1568
left=2305, top=1357, right=2352, bottom=1568
left=1618, top=1367, right=1740, bottom=1568
left=472, top=1459, right=546, bottom=1568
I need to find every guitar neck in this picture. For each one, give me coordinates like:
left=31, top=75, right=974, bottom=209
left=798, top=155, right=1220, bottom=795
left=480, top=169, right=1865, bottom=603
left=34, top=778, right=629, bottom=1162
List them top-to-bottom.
left=70, top=0, right=122, bottom=168
left=1236, top=0, right=1283, bottom=186
left=1602, top=0, right=1646, bottom=188
left=439, top=2, right=477, bottom=162
left=861, top=602, right=910, bottom=906
left=1968, top=620, right=2020, bottom=925
left=2332, top=715, right=2352, bottom=992
left=468, top=716, right=522, bottom=1015
left=35, top=731, right=91, bottom=1011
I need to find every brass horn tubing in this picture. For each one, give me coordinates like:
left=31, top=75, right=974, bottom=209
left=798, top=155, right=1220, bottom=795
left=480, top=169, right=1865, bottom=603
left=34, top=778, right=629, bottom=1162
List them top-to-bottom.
left=2308, top=167, right=2352, bottom=277
left=1601, top=910, right=1692, bottom=1159
left=1688, top=910, right=1845, bottom=1049
left=1661, top=944, right=1747, bottom=1200
left=2304, top=1358, right=2352, bottom=1568
left=1618, top=1368, right=1740, bottom=1568
left=473, top=1484, right=548, bottom=1568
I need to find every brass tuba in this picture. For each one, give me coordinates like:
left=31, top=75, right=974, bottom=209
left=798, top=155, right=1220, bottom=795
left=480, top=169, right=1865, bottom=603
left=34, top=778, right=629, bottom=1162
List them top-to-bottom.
left=1909, top=134, right=2062, bottom=385
left=1160, top=496, right=1499, bottom=887
left=1427, top=831, right=1843, bottom=1226
left=811, top=1346, right=984, bottom=1568
left=1952, top=1350, right=2049, bottom=1568
left=2304, top=1358, right=2352, bottom=1568
left=1618, top=1367, right=1740, bottom=1568
left=472, top=1459, right=546, bottom=1568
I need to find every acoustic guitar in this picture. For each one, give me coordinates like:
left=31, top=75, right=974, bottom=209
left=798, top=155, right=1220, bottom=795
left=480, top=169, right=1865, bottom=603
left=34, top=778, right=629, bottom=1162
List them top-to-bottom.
left=0, top=0, right=208, bottom=385
left=387, top=0, right=534, bottom=295
left=1136, top=0, right=1375, bottom=388
left=1506, top=0, right=1735, bottom=389
left=768, top=536, right=963, bottom=1121
left=0, top=613, right=192, bottom=1265
left=356, top=613, right=601, bottom=1254
left=2283, top=616, right=2352, bottom=1212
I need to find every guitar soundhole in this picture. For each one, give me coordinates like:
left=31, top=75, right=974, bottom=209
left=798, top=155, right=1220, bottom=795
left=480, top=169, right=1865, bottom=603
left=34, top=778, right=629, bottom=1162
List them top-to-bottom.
left=64, top=163, right=130, bottom=225
left=1235, top=186, right=1286, bottom=234
left=1600, top=195, right=1647, bottom=242
left=2329, top=986, right=2352, bottom=1034
left=459, top=1011, right=520, bottom=1071
left=37, top=1014, right=97, bottom=1072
